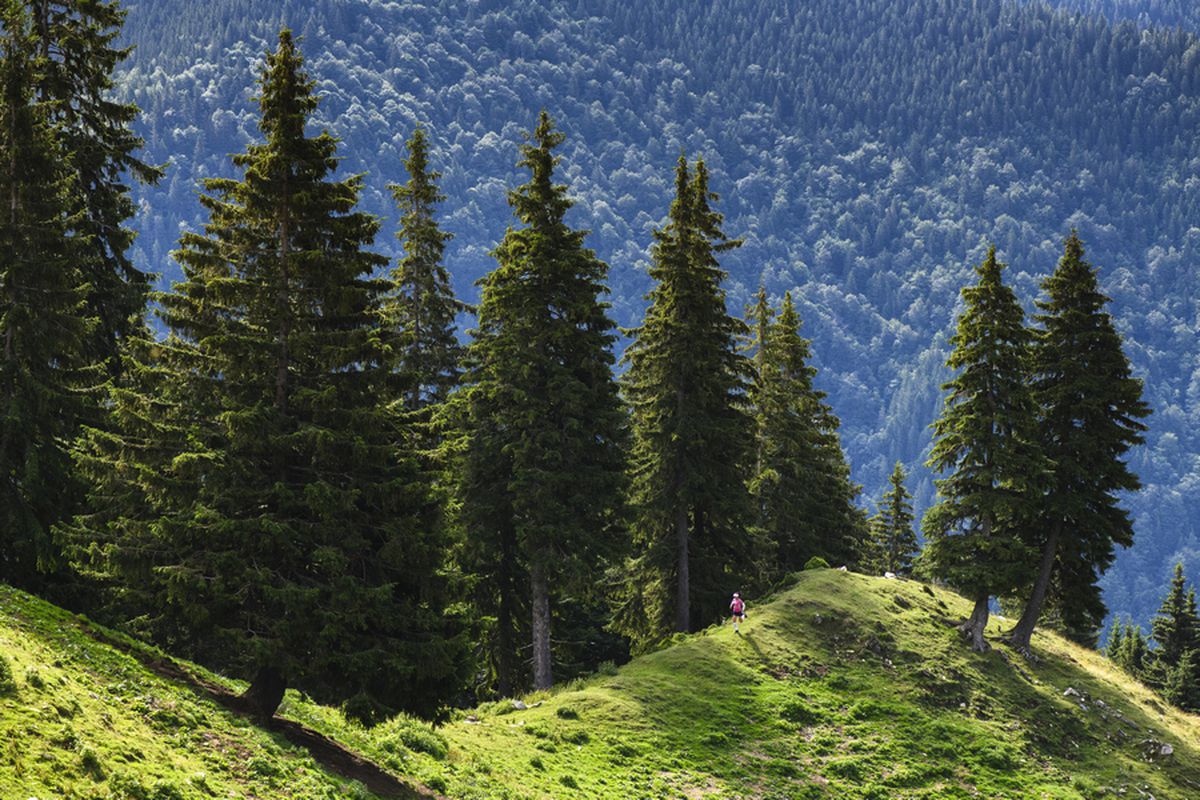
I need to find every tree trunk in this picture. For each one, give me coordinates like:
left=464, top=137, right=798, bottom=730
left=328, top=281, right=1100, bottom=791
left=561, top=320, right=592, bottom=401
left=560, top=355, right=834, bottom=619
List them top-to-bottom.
left=274, top=210, right=291, bottom=414
left=675, top=505, right=690, bottom=633
left=1008, top=523, right=1062, bottom=656
left=495, top=524, right=519, bottom=697
left=531, top=562, right=553, bottom=691
left=959, top=591, right=991, bottom=653
left=241, top=665, right=286, bottom=720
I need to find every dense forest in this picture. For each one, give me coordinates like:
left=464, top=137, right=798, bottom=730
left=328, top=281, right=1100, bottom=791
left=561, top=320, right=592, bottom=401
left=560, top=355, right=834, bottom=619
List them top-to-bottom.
left=3, top=0, right=1200, bottom=722
left=109, top=0, right=1200, bottom=632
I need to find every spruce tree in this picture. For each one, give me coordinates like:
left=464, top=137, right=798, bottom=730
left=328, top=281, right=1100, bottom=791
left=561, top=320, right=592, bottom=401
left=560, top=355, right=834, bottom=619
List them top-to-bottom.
left=0, top=0, right=94, bottom=585
left=27, top=0, right=161, bottom=369
left=73, top=31, right=468, bottom=722
left=457, top=112, right=626, bottom=692
left=384, top=125, right=465, bottom=413
left=618, top=157, right=754, bottom=643
left=1007, top=233, right=1150, bottom=655
left=923, top=247, right=1050, bottom=652
left=748, top=288, right=864, bottom=574
left=871, top=462, right=918, bottom=575
left=1149, top=563, right=1199, bottom=688
left=1104, top=617, right=1124, bottom=661
left=1117, top=621, right=1148, bottom=678
left=1163, top=649, right=1200, bottom=712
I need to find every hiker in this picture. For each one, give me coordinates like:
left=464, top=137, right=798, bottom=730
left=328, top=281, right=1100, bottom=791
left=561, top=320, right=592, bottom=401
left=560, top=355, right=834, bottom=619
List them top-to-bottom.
left=730, top=592, right=747, bottom=634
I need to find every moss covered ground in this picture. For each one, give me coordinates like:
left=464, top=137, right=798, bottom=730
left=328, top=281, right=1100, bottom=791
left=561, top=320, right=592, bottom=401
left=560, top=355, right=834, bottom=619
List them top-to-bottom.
left=3, top=570, right=1199, bottom=799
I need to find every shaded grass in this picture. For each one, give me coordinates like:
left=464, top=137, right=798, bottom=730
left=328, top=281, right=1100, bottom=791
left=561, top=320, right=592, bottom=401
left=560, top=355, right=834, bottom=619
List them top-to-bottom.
left=330, top=570, right=1200, bottom=799
left=4, top=571, right=1199, bottom=799
left=0, top=584, right=388, bottom=799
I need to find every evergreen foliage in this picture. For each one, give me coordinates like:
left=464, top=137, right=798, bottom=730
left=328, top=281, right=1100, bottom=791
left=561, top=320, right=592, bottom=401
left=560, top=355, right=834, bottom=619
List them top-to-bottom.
left=0, top=0, right=94, bottom=585
left=27, top=0, right=161, bottom=370
left=109, top=0, right=1200, bottom=630
left=70, top=30, right=468, bottom=722
left=455, top=111, right=626, bottom=692
left=384, top=125, right=465, bottom=413
left=617, top=156, right=755, bottom=645
left=1007, top=233, right=1150, bottom=654
left=922, top=247, right=1050, bottom=652
left=747, top=288, right=866, bottom=574
left=868, top=462, right=918, bottom=575
left=1148, top=563, right=1200, bottom=689
left=1116, top=620, right=1149, bottom=678
left=1162, top=648, right=1200, bottom=712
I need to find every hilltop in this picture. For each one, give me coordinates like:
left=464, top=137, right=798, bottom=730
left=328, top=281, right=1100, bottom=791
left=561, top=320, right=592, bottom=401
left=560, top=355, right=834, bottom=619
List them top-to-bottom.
left=3, top=571, right=1198, bottom=799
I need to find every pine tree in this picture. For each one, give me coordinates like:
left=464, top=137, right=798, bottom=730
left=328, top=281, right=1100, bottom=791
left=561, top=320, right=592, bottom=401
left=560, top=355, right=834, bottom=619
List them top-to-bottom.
left=0, top=0, right=94, bottom=585
left=27, top=0, right=161, bottom=369
left=72, top=31, right=468, bottom=722
left=456, top=112, right=626, bottom=692
left=384, top=125, right=466, bottom=413
left=618, top=157, right=755, bottom=644
left=1007, top=233, right=1150, bottom=655
left=923, top=246, right=1050, bottom=652
left=748, top=288, right=865, bottom=574
left=871, top=462, right=918, bottom=575
left=1149, top=563, right=1199, bottom=689
left=1104, top=617, right=1124, bottom=661
left=1117, top=621, right=1148, bottom=678
left=1163, top=649, right=1200, bottom=712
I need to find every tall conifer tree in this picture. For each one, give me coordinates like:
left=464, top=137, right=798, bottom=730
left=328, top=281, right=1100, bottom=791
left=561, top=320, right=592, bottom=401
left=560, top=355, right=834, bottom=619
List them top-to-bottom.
left=0, top=0, right=93, bottom=584
left=27, top=0, right=161, bottom=368
left=72, top=31, right=467, bottom=722
left=457, top=112, right=626, bottom=692
left=384, top=125, right=465, bottom=413
left=619, top=157, right=754, bottom=643
left=1006, top=233, right=1150, bottom=654
left=923, top=247, right=1049, bottom=652
left=748, top=289, right=864, bottom=573
left=870, top=462, right=918, bottom=575
left=1149, top=563, right=1199, bottom=689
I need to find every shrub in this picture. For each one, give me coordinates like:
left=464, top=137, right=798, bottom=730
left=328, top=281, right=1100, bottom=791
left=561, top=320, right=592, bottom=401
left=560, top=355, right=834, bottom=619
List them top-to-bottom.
left=804, top=556, right=831, bottom=570
left=0, top=655, right=16, bottom=695
left=24, top=665, right=44, bottom=689
left=779, top=697, right=823, bottom=725
left=555, top=705, right=579, bottom=719
left=377, top=717, right=450, bottom=761
left=561, top=729, right=589, bottom=745
left=79, top=746, right=104, bottom=779
left=559, top=774, right=579, bottom=789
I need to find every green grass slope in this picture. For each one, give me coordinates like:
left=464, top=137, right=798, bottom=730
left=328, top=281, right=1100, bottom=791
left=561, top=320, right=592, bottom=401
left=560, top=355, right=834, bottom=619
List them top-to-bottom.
left=4, top=571, right=1200, bottom=799
left=0, top=583, right=425, bottom=800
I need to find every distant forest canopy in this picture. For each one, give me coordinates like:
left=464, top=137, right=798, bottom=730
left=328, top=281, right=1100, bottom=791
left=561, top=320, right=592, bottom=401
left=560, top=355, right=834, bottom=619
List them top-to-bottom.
left=114, top=0, right=1200, bottom=629
left=1043, top=0, right=1200, bottom=29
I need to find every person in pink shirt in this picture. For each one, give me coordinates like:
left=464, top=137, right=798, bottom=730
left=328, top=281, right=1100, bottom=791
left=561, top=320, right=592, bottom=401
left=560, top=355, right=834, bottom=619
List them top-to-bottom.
left=730, top=592, right=747, bottom=634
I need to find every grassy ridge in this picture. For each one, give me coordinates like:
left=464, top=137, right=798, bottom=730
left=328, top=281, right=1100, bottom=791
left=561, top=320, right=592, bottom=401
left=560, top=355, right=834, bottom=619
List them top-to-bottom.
left=3, top=572, right=1199, bottom=799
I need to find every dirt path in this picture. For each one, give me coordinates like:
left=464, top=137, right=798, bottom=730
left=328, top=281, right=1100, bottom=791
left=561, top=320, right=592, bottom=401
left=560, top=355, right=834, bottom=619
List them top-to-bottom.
left=82, top=626, right=447, bottom=799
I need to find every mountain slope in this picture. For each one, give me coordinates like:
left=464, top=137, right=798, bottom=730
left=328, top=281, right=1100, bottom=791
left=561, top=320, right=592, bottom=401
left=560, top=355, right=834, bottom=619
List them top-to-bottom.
left=110, top=0, right=1200, bottom=630
left=4, top=572, right=1199, bottom=799
left=0, top=584, right=436, bottom=799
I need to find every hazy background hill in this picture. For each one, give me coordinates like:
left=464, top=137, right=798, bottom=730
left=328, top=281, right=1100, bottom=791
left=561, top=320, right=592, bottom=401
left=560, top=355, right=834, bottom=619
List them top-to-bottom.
left=114, top=0, right=1200, bottom=632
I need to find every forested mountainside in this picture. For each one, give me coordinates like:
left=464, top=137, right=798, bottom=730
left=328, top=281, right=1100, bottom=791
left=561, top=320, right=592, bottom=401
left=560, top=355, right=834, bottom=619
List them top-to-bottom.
left=114, top=0, right=1200, bottom=629
left=1046, top=0, right=1200, bottom=30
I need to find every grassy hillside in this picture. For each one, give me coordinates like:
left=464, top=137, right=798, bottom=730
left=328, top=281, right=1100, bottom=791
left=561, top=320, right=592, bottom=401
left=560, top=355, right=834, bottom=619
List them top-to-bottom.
left=4, top=571, right=1199, bottom=799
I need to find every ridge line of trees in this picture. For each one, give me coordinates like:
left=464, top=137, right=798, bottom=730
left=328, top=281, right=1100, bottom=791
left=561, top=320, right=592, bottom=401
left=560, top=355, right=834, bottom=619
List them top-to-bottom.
left=1, top=8, right=1157, bottom=722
